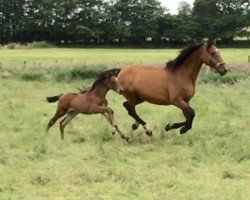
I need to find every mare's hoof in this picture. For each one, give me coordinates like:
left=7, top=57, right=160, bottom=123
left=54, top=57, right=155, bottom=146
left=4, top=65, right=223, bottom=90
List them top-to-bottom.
left=132, top=123, right=139, bottom=130
left=165, top=123, right=172, bottom=132
left=180, top=127, right=188, bottom=134
left=146, top=130, right=153, bottom=136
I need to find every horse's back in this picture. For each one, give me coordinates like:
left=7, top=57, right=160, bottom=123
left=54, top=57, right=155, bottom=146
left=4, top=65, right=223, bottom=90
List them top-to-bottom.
left=58, top=93, right=78, bottom=108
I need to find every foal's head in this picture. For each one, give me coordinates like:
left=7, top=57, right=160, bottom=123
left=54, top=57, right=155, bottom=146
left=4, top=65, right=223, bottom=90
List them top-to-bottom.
left=201, top=39, right=228, bottom=76
left=92, top=68, right=124, bottom=94
left=105, top=73, right=124, bottom=94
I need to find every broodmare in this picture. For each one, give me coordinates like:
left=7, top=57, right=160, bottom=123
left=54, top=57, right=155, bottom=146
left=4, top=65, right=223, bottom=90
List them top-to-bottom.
left=117, top=39, right=228, bottom=136
left=46, top=69, right=129, bottom=141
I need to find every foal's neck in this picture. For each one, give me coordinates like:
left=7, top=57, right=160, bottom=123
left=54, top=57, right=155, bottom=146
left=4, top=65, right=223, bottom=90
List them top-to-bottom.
left=181, top=48, right=204, bottom=84
left=91, top=84, right=109, bottom=98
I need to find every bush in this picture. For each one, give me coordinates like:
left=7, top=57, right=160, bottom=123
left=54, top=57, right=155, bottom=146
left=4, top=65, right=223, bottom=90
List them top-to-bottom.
left=27, top=41, right=54, bottom=48
left=6, top=43, right=19, bottom=49
left=55, top=66, right=108, bottom=82
left=70, top=66, right=107, bottom=80
left=199, top=69, right=249, bottom=84
left=20, top=71, right=44, bottom=81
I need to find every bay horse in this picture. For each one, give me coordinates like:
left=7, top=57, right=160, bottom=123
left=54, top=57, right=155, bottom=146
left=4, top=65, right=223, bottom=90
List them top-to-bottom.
left=117, top=39, right=228, bottom=136
left=46, top=68, right=130, bottom=141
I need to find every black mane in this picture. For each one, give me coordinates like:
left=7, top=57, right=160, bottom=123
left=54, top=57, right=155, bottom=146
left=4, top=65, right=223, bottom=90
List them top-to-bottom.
left=166, top=41, right=204, bottom=71
left=89, top=68, right=120, bottom=91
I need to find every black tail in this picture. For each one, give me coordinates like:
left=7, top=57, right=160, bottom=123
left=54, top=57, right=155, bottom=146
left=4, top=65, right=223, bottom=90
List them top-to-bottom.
left=46, top=94, right=63, bottom=103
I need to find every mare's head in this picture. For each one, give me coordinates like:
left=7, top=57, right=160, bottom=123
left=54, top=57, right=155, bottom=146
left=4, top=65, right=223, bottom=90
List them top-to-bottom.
left=201, top=39, right=228, bottom=76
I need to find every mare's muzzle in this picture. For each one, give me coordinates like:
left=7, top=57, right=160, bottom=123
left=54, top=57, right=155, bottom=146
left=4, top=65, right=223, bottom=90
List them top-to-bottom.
left=216, top=62, right=228, bottom=76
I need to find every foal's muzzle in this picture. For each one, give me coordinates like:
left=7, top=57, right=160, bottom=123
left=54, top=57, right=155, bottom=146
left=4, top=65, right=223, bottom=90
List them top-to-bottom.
left=118, top=88, right=124, bottom=94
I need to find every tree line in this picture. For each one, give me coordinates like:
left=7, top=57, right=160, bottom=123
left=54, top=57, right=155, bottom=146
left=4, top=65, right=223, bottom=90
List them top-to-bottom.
left=0, top=0, right=249, bottom=46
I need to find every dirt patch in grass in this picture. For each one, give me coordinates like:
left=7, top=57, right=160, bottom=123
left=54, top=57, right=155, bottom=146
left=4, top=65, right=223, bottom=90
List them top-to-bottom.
left=227, top=62, right=250, bottom=72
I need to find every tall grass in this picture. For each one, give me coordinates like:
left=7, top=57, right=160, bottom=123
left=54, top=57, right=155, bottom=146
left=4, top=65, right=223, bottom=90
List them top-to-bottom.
left=0, top=48, right=249, bottom=68
left=1, top=65, right=249, bottom=85
left=0, top=77, right=249, bottom=199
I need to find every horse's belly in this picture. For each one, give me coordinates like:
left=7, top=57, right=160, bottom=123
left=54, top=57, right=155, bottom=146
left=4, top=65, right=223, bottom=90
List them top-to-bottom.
left=135, top=86, right=171, bottom=105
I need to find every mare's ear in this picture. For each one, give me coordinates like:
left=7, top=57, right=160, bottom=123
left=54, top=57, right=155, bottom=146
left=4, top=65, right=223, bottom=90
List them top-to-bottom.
left=206, top=38, right=217, bottom=49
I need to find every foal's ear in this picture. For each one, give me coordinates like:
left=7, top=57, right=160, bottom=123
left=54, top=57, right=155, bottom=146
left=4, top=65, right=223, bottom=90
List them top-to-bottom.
left=206, top=38, right=217, bottom=49
left=107, top=73, right=112, bottom=79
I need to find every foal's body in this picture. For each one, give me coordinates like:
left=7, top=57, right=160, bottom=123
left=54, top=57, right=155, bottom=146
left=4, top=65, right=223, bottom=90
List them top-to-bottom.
left=117, top=39, right=228, bottom=135
left=46, top=69, right=129, bottom=141
left=59, top=89, right=108, bottom=115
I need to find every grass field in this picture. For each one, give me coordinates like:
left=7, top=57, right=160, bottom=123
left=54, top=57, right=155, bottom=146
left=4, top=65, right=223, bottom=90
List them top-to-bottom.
left=0, top=48, right=250, bottom=199
left=0, top=48, right=250, bottom=68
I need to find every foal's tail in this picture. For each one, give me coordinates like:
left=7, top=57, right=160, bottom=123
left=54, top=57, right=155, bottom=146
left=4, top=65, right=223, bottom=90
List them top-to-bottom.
left=46, top=94, right=63, bottom=103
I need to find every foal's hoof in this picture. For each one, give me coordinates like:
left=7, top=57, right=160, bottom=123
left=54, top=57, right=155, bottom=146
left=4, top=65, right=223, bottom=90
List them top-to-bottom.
left=132, top=123, right=139, bottom=130
left=165, top=123, right=172, bottom=132
left=180, top=126, right=188, bottom=134
left=146, top=130, right=153, bottom=136
left=122, top=135, right=131, bottom=143
left=125, top=137, right=131, bottom=143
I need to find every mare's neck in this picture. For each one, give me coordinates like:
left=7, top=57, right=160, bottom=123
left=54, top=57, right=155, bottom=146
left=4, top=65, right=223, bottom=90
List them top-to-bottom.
left=180, top=47, right=204, bottom=84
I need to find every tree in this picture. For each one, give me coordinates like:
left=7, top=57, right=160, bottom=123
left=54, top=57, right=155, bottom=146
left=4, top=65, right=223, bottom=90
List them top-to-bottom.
left=0, top=0, right=26, bottom=43
left=108, top=0, right=164, bottom=46
left=192, top=0, right=249, bottom=42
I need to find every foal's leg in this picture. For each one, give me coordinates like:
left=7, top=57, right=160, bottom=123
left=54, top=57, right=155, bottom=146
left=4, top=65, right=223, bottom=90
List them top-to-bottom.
left=165, top=99, right=195, bottom=134
left=123, top=100, right=152, bottom=136
left=92, top=106, right=129, bottom=142
left=46, top=109, right=67, bottom=133
left=59, top=110, right=77, bottom=140
left=106, top=110, right=130, bottom=142
left=102, top=113, right=116, bottom=135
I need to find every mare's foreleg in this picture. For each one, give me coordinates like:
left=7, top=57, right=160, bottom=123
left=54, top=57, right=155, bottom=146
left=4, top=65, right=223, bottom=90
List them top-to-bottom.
left=165, top=99, right=195, bottom=134
left=123, top=101, right=152, bottom=136
left=59, top=110, right=77, bottom=140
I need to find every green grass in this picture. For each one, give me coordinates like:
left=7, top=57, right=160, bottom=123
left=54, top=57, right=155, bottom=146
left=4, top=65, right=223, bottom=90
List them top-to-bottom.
left=0, top=48, right=249, bottom=68
left=0, top=48, right=250, bottom=199
left=0, top=77, right=249, bottom=199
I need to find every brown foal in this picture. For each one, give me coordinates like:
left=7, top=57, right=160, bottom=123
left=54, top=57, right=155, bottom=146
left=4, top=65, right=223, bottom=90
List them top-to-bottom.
left=117, top=39, right=228, bottom=136
left=46, top=69, right=129, bottom=141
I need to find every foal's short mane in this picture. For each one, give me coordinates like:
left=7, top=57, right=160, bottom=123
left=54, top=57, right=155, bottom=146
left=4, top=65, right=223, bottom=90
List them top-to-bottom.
left=166, top=41, right=204, bottom=71
left=89, top=68, right=120, bottom=91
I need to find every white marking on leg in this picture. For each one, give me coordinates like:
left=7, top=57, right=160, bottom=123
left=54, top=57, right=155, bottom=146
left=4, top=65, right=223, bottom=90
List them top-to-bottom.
left=143, top=124, right=152, bottom=132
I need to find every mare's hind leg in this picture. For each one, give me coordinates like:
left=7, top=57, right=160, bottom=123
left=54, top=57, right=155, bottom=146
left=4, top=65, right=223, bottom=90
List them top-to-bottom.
left=123, top=99, right=152, bottom=136
left=165, top=99, right=195, bottom=134
left=46, top=109, right=67, bottom=133
left=59, top=110, right=77, bottom=140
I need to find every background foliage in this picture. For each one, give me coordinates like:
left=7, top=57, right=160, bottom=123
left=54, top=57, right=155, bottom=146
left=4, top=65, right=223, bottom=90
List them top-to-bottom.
left=0, top=0, right=249, bottom=46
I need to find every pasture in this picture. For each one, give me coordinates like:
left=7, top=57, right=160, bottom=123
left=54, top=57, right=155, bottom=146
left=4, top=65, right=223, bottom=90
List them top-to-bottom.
left=0, top=48, right=250, bottom=199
